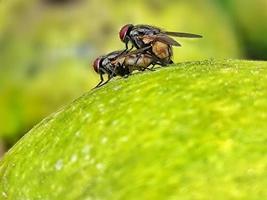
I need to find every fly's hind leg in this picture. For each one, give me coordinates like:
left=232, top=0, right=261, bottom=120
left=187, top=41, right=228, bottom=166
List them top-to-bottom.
left=133, top=53, right=148, bottom=72
left=134, top=53, right=142, bottom=66
left=148, top=59, right=165, bottom=71
left=146, top=63, right=156, bottom=71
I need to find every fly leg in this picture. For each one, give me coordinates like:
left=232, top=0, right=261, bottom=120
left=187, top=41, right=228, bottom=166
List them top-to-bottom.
left=117, top=43, right=134, bottom=57
left=133, top=51, right=151, bottom=71
left=134, top=53, right=142, bottom=66
left=134, top=54, right=148, bottom=71
left=147, top=59, right=165, bottom=71
left=147, top=63, right=156, bottom=71
left=102, top=64, right=120, bottom=86
left=110, top=64, right=118, bottom=77
left=94, top=68, right=116, bottom=89
left=93, top=73, right=104, bottom=89
left=100, top=73, right=113, bottom=87
left=123, top=74, right=129, bottom=78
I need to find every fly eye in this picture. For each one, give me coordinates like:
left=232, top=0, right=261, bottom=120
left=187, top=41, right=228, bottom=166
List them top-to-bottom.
left=119, top=24, right=132, bottom=42
left=93, top=58, right=101, bottom=73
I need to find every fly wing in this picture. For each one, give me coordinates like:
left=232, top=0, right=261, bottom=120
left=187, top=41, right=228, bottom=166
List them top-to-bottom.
left=134, top=24, right=162, bottom=32
left=135, top=24, right=202, bottom=38
left=138, top=25, right=203, bottom=38
left=163, top=31, right=203, bottom=38
left=155, top=34, right=181, bottom=46
left=139, top=35, right=154, bottom=44
left=140, top=35, right=181, bottom=46
left=122, top=46, right=151, bottom=57
left=107, top=50, right=125, bottom=61
left=111, top=56, right=125, bottom=65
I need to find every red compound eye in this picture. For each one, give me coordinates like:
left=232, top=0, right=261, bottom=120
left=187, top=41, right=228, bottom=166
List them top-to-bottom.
left=119, top=24, right=132, bottom=42
left=93, top=57, right=101, bottom=73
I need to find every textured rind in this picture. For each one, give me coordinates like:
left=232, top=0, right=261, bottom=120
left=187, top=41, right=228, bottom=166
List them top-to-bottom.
left=0, top=59, right=267, bottom=200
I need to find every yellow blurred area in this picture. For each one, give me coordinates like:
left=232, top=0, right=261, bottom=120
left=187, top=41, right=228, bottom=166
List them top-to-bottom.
left=0, top=0, right=266, bottom=153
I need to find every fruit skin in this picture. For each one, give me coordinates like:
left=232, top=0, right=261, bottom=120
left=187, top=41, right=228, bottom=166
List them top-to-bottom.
left=1, top=59, right=267, bottom=200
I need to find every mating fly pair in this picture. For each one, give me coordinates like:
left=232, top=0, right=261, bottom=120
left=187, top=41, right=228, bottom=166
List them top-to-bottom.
left=93, top=24, right=202, bottom=88
left=93, top=47, right=159, bottom=88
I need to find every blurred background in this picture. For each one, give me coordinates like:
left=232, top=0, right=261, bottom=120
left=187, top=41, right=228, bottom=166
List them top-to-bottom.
left=0, top=0, right=267, bottom=156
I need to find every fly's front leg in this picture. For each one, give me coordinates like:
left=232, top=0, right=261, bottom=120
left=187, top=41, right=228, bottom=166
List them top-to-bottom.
left=118, top=38, right=134, bottom=57
left=128, top=44, right=134, bottom=51
left=117, top=45, right=133, bottom=58
left=110, top=64, right=118, bottom=77
left=93, top=73, right=104, bottom=89
left=101, top=73, right=113, bottom=87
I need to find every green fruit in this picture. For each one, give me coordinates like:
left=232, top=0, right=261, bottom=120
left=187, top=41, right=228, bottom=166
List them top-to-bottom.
left=1, top=60, right=266, bottom=200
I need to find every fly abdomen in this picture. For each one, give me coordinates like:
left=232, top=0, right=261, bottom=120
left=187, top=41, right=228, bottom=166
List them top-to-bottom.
left=152, top=41, right=172, bottom=60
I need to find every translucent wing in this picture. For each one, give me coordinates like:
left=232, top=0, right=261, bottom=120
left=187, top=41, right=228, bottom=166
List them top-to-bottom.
left=134, top=24, right=202, bottom=38
left=134, top=24, right=161, bottom=32
left=163, top=31, right=203, bottom=38
left=140, top=35, right=181, bottom=46
left=120, top=46, right=151, bottom=57
left=106, top=50, right=125, bottom=61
